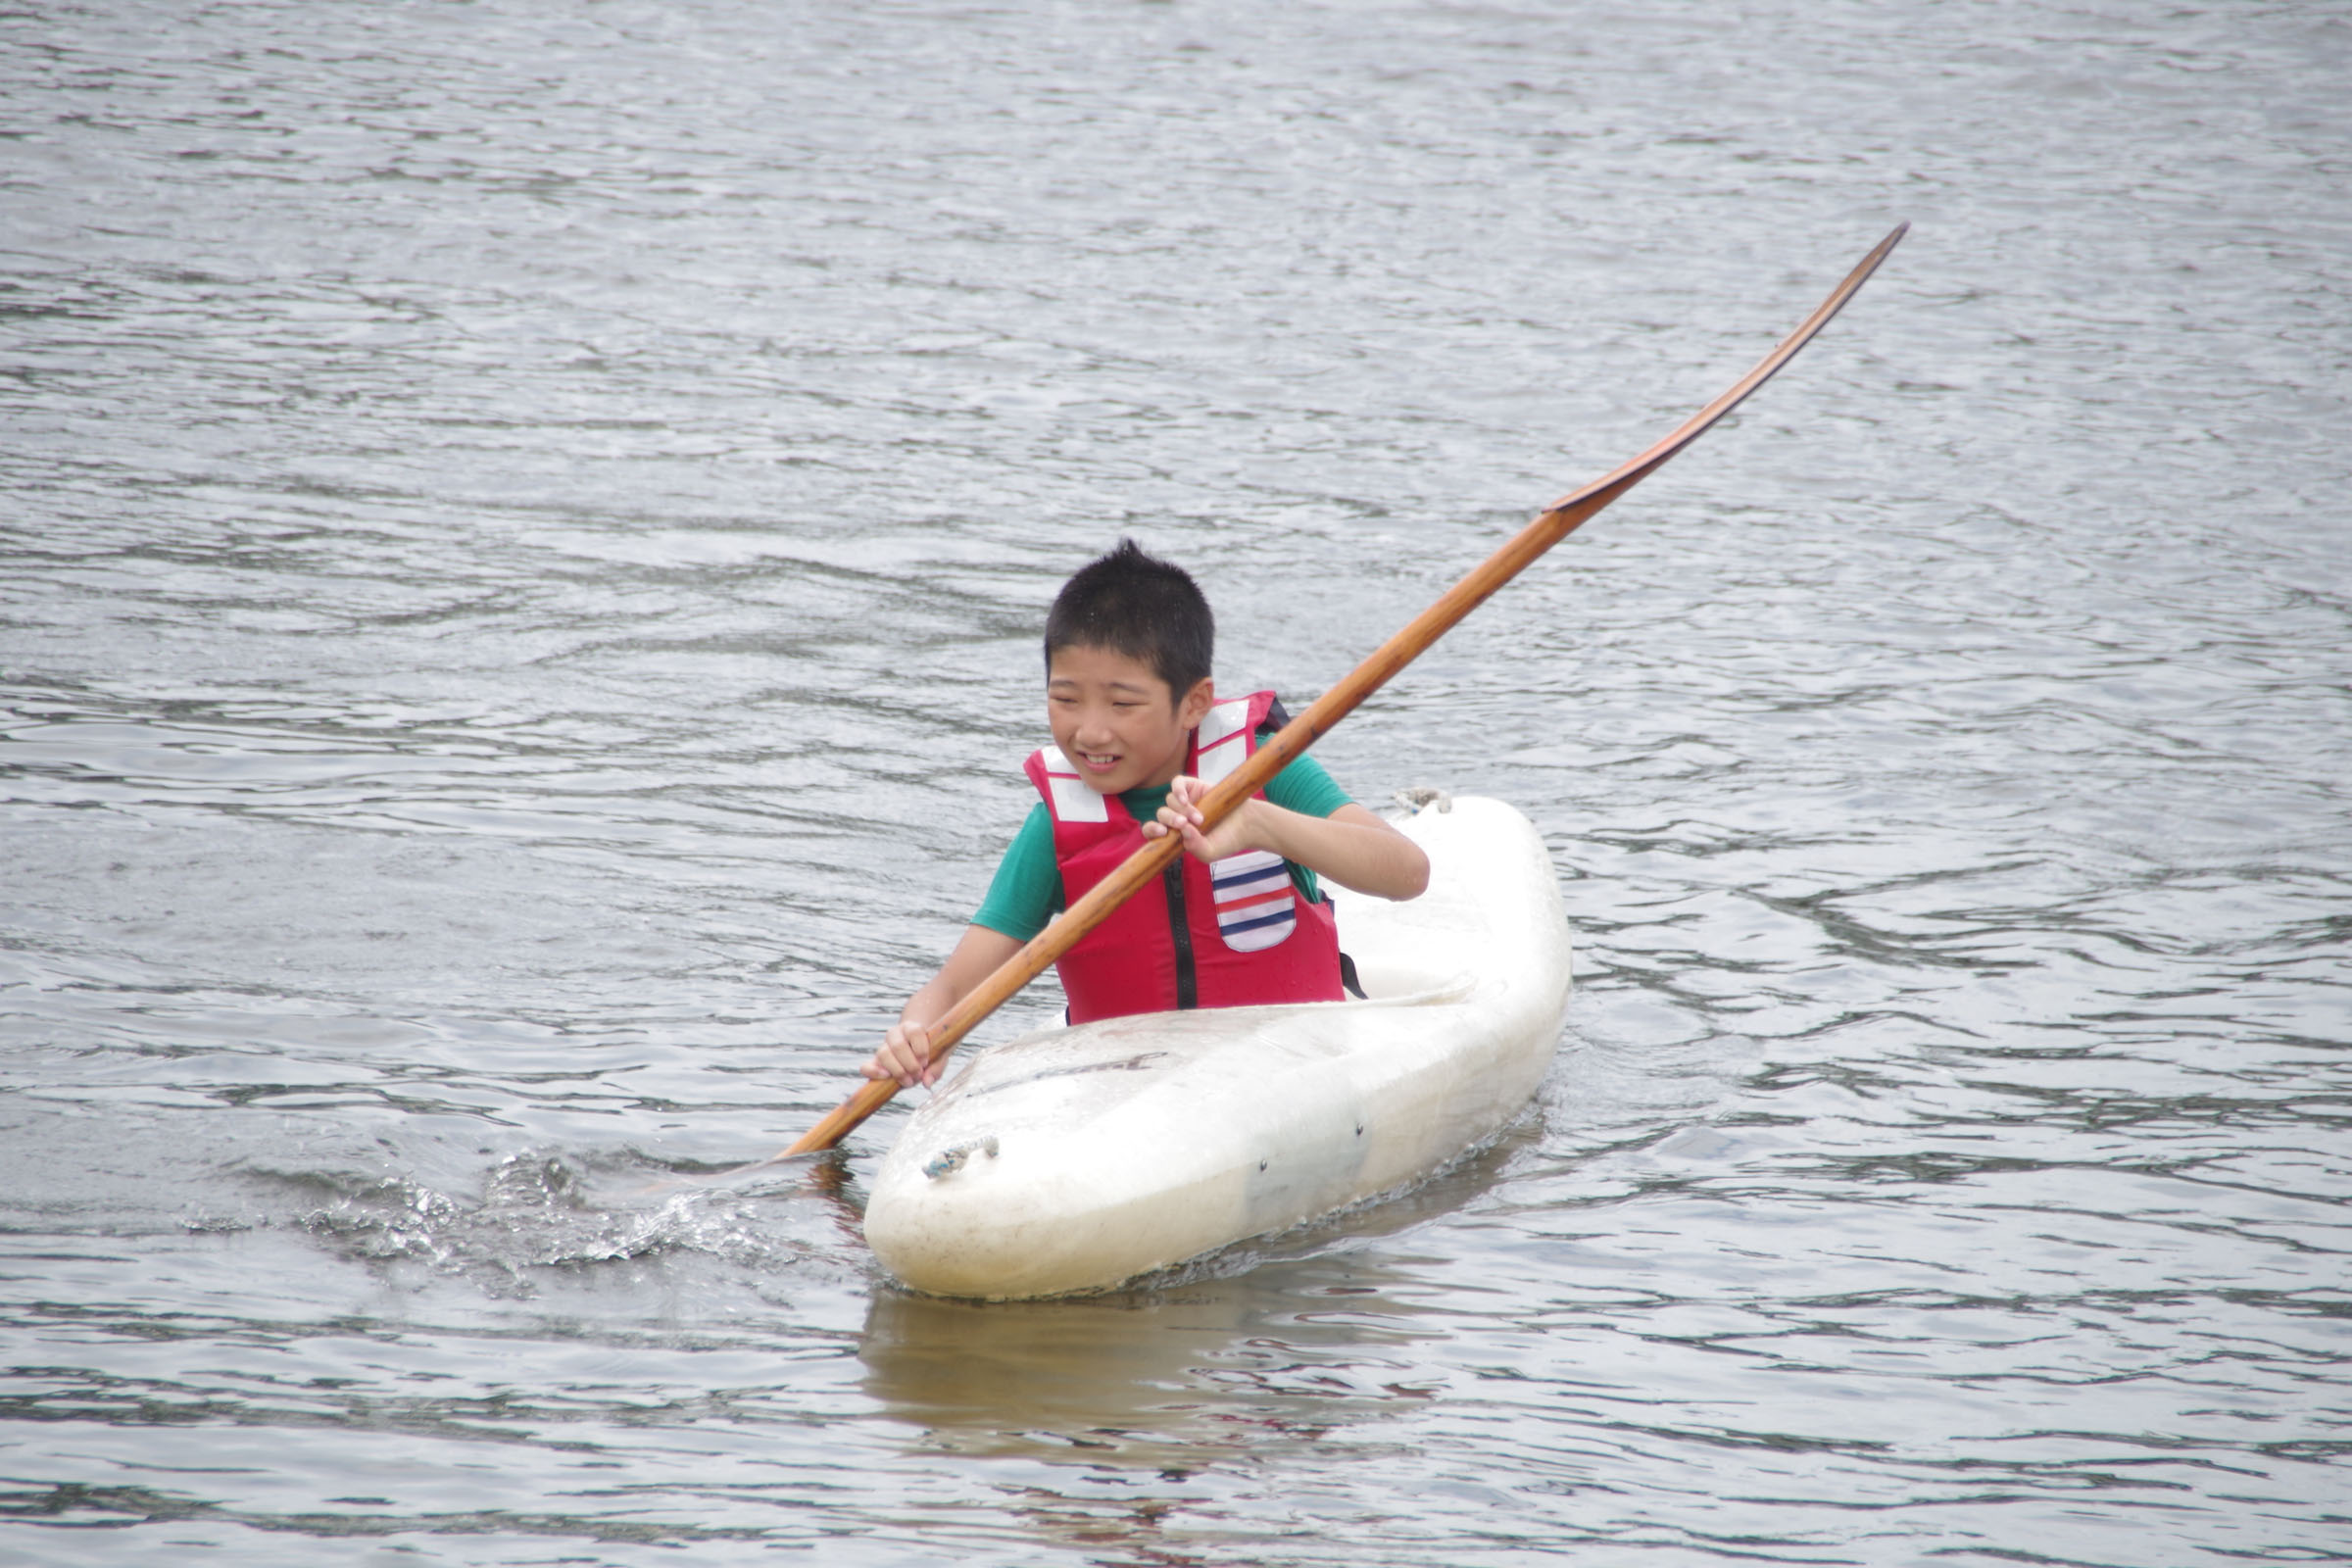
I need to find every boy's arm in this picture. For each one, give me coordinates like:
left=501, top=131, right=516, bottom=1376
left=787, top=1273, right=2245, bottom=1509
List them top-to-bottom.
left=1148, top=784, right=1430, bottom=902
left=863, top=923, right=1026, bottom=1088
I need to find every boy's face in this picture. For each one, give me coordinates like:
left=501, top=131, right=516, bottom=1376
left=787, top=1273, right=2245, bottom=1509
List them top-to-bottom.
left=1047, top=643, right=1215, bottom=796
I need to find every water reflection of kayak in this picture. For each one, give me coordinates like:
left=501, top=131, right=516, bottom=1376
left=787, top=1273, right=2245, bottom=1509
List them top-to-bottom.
left=863, top=794, right=1574, bottom=1299
left=858, top=1241, right=1456, bottom=1462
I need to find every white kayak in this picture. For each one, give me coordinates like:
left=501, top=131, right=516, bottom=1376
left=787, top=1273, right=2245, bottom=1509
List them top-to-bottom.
left=861, top=793, right=1573, bottom=1299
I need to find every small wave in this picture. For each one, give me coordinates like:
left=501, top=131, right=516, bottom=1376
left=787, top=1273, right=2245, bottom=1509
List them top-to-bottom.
left=273, top=1152, right=808, bottom=1295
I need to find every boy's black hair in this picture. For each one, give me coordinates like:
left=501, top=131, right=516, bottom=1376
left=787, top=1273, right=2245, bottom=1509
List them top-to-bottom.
left=1044, top=539, right=1213, bottom=702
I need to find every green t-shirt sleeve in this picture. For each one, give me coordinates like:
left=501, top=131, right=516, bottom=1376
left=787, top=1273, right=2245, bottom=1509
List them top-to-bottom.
left=972, top=744, right=1355, bottom=940
left=1262, top=749, right=1352, bottom=820
left=1262, top=749, right=1351, bottom=905
left=971, top=802, right=1060, bottom=943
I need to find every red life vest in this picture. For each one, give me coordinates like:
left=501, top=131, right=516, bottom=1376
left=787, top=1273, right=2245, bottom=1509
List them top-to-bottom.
left=1023, top=691, right=1345, bottom=1024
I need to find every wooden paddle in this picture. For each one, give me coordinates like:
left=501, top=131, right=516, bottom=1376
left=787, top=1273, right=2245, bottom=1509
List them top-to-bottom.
left=774, top=220, right=1908, bottom=1160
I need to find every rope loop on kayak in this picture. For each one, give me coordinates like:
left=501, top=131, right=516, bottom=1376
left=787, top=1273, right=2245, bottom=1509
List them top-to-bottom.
left=1394, top=787, right=1452, bottom=815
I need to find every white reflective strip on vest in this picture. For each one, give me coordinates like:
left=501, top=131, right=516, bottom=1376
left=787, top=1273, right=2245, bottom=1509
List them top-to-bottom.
left=1193, top=699, right=1251, bottom=784
left=1038, top=746, right=1109, bottom=823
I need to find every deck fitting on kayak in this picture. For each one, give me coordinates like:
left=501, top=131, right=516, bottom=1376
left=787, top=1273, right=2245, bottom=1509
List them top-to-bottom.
left=923, top=1136, right=999, bottom=1180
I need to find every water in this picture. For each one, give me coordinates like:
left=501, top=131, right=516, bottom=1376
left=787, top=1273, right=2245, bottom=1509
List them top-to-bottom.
left=4, top=0, right=2347, bottom=1562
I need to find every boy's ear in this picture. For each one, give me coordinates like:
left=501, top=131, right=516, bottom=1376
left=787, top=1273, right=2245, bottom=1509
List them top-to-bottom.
left=1176, top=676, right=1216, bottom=729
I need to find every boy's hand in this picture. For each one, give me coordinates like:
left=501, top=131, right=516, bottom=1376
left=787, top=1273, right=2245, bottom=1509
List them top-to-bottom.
left=1144, top=775, right=1257, bottom=862
left=1147, top=785, right=1431, bottom=903
left=863, top=925, right=1022, bottom=1092
left=863, top=1021, right=941, bottom=1089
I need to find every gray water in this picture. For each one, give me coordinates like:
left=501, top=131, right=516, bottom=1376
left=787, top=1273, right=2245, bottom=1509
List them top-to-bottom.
left=4, top=1, right=2348, bottom=1562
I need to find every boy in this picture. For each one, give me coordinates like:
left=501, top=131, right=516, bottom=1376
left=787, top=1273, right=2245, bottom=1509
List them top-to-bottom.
left=864, top=540, right=1430, bottom=1089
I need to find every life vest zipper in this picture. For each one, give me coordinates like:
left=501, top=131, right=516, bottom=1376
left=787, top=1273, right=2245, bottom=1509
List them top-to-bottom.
left=1161, top=858, right=1198, bottom=1009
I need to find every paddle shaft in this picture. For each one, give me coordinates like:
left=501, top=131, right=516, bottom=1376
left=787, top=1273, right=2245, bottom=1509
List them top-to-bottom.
left=780, top=221, right=1909, bottom=1158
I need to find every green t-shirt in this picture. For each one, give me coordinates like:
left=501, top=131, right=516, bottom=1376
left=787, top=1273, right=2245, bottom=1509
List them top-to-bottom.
left=972, top=751, right=1353, bottom=943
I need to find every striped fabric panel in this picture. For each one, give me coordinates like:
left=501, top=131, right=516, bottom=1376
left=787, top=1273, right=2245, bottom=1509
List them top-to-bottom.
left=1211, top=848, right=1296, bottom=951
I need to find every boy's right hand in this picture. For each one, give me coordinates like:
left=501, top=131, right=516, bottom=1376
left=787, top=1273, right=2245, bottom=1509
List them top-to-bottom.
left=863, top=1021, right=940, bottom=1089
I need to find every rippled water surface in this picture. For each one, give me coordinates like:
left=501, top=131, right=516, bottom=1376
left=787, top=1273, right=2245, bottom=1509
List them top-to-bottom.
left=5, top=1, right=2348, bottom=1563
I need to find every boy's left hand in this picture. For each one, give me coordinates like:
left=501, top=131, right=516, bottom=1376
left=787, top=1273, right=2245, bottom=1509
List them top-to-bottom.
left=1144, top=775, right=1256, bottom=862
